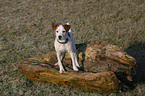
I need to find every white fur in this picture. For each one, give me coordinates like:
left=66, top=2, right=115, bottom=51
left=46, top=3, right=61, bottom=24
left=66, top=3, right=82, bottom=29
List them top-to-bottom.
left=54, top=23, right=80, bottom=73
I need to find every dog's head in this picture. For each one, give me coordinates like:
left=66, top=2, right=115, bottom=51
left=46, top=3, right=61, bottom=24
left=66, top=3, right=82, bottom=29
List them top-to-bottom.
left=52, top=24, right=71, bottom=42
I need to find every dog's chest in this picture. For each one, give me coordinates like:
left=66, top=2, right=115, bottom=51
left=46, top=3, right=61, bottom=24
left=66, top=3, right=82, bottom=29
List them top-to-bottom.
left=55, top=42, right=73, bottom=53
left=58, top=44, right=67, bottom=52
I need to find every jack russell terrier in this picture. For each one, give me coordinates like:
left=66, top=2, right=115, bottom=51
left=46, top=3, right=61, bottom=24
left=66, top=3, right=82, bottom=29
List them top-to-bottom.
left=52, top=23, right=80, bottom=73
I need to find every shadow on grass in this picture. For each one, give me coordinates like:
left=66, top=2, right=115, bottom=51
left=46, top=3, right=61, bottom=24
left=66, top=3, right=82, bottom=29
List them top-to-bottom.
left=125, top=42, right=145, bottom=83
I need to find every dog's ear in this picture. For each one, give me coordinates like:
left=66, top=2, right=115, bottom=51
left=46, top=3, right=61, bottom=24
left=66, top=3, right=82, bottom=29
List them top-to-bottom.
left=52, top=24, right=59, bottom=31
left=63, top=25, right=71, bottom=32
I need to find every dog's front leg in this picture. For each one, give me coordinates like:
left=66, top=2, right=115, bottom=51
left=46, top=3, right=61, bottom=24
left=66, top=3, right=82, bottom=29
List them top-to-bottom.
left=56, top=52, right=65, bottom=73
left=70, top=52, right=79, bottom=71
left=55, top=53, right=65, bottom=65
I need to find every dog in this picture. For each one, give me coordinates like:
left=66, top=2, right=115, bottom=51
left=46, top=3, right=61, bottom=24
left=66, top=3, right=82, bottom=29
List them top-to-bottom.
left=52, top=23, right=80, bottom=73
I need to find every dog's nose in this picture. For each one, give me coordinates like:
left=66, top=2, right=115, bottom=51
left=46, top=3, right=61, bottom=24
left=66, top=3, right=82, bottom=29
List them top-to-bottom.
left=58, top=36, right=62, bottom=40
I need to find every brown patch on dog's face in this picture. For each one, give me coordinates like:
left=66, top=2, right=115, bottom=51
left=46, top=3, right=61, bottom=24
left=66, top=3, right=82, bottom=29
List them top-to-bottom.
left=52, top=24, right=59, bottom=31
left=63, top=25, right=71, bottom=32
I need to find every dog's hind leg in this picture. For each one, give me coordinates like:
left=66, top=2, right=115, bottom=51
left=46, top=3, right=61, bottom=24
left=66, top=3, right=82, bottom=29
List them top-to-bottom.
left=70, top=52, right=79, bottom=71
left=74, top=53, right=80, bottom=68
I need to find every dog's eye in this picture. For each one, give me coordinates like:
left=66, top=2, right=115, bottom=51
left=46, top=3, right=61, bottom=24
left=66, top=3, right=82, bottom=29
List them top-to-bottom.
left=56, top=31, right=58, bottom=33
left=62, top=31, right=65, bottom=33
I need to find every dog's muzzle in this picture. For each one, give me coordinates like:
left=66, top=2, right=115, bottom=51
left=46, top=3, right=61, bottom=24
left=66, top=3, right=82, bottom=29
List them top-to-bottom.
left=57, top=38, right=68, bottom=44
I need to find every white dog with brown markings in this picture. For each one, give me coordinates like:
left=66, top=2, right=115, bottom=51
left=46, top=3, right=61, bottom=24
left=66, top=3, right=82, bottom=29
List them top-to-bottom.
left=52, top=23, right=80, bottom=73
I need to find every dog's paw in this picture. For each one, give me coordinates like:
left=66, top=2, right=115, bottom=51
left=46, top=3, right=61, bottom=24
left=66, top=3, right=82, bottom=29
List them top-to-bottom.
left=55, top=62, right=58, bottom=65
left=75, top=62, right=80, bottom=68
left=76, top=64, right=80, bottom=68
left=73, top=67, right=79, bottom=71
left=59, top=68, right=65, bottom=73
left=59, top=70, right=63, bottom=74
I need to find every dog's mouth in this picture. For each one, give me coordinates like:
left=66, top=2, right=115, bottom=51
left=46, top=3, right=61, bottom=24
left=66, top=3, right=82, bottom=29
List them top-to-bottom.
left=57, top=35, right=68, bottom=44
left=58, top=36, right=66, bottom=41
left=57, top=38, right=68, bottom=44
left=58, top=39, right=66, bottom=42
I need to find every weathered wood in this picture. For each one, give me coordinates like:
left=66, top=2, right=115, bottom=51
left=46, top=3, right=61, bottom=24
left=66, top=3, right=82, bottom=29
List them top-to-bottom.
left=18, top=41, right=136, bottom=93
left=18, top=62, right=120, bottom=93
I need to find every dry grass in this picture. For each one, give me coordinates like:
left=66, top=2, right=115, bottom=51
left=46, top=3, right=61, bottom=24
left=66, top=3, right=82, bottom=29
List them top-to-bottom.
left=0, top=0, right=145, bottom=95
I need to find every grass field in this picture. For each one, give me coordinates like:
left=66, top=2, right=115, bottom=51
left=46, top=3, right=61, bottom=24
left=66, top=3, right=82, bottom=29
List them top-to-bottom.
left=0, top=0, right=145, bottom=95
